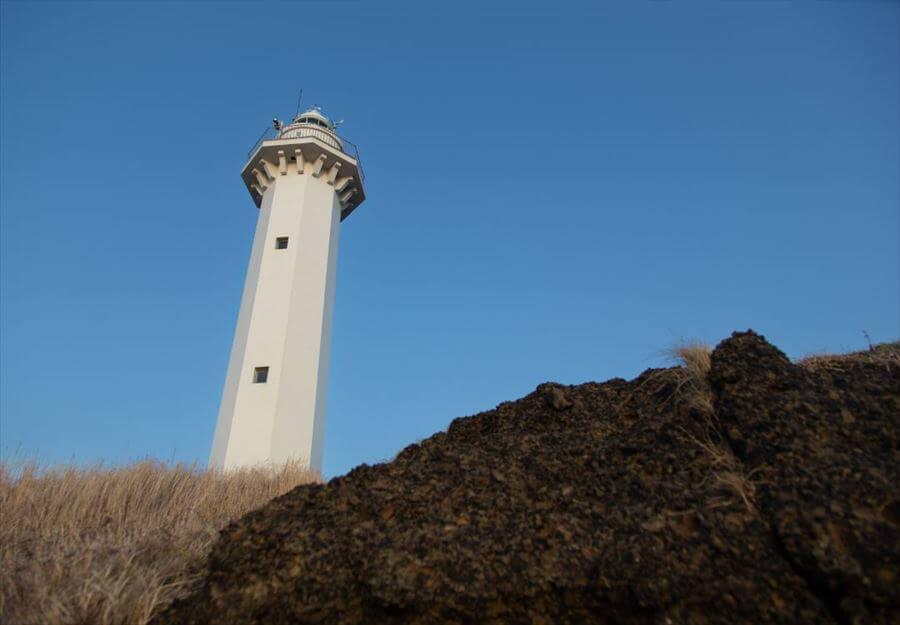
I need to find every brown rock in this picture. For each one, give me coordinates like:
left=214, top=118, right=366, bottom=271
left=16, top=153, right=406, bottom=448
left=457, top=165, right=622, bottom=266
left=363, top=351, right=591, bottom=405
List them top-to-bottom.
left=709, top=331, right=900, bottom=625
left=155, top=333, right=899, bottom=625
left=539, top=383, right=574, bottom=411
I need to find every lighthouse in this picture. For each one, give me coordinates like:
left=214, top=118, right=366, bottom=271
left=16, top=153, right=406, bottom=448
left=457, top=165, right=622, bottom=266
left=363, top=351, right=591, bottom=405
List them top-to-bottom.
left=209, top=107, right=366, bottom=473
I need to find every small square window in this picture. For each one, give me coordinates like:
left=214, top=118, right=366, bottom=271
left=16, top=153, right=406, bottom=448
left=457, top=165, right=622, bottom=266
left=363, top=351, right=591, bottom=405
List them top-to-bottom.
left=275, top=237, right=289, bottom=250
left=253, top=366, right=269, bottom=383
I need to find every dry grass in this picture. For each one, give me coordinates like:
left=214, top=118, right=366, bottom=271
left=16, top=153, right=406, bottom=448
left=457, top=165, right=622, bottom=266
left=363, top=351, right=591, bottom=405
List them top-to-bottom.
left=668, top=339, right=900, bottom=513
left=665, top=341, right=759, bottom=512
left=665, top=341, right=714, bottom=414
left=796, top=341, right=900, bottom=373
left=669, top=342, right=712, bottom=383
left=0, top=459, right=319, bottom=625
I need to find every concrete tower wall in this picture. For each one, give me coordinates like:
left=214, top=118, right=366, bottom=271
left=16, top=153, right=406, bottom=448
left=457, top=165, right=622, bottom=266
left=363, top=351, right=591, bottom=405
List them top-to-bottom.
left=209, top=156, right=343, bottom=472
left=269, top=171, right=341, bottom=470
left=208, top=186, right=276, bottom=468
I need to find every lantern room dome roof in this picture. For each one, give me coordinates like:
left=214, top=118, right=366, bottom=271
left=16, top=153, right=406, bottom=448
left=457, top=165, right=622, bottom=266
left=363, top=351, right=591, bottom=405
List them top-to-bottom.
left=277, top=107, right=343, bottom=151
left=291, top=107, right=334, bottom=130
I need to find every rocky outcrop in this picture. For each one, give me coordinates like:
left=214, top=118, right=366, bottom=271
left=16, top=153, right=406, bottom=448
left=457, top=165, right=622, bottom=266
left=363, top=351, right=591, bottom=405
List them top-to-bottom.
left=157, top=332, right=899, bottom=625
left=709, top=333, right=899, bottom=624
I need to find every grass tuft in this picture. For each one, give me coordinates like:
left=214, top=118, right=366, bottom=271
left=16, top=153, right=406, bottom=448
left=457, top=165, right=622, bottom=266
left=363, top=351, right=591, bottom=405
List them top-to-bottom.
left=665, top=341, right=714, bottom=414
left=670, top=342, right=712, bottom=382
left=0, top=459, right=319, bottom=625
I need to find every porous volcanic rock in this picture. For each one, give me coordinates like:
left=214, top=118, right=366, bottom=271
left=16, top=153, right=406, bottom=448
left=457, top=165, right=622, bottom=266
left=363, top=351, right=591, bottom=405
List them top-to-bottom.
left=157, top=332, right=899, bottom=625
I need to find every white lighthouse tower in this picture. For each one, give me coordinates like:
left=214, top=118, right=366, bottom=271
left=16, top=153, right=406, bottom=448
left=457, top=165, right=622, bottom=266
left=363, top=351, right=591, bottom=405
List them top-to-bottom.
left=209, top=107, right=366, bottom=473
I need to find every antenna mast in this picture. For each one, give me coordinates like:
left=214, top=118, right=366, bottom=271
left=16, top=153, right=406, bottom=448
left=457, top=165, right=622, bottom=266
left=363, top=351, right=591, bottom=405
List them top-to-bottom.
left=294, top=89, right=304, bottom=118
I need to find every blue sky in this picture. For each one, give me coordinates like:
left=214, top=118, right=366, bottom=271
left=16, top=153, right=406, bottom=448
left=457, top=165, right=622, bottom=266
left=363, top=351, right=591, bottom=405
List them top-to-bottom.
left=1, top=1, right=897, bottom=478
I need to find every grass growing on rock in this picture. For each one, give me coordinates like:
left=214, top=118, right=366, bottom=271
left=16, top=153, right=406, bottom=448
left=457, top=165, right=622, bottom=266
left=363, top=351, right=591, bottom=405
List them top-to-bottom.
left=5, top=339, right=897, bottom=625
left=666, top=341, right=761, bottom=512
left=667, top=341, right=714, bottom=413
left=796, top=341, right=900, bottom=372
left=0, top=460, right=319, bottom=625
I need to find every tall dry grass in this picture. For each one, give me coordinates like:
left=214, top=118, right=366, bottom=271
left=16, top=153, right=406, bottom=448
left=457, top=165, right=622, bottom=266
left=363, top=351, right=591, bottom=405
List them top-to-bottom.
left=0, top=459, right=319, bottom=625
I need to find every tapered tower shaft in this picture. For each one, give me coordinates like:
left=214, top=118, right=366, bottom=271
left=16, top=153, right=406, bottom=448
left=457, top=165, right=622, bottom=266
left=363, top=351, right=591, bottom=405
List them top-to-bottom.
left=210, top=109, right=366, bottom=473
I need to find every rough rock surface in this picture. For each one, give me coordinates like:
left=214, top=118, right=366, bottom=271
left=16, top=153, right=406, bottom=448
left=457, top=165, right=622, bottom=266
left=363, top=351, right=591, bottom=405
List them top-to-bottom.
left=157, top=332, right=899, bottom=625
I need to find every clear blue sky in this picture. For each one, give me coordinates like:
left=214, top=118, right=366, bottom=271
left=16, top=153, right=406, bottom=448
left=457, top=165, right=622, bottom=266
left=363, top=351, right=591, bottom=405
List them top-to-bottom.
left=1, top=1, right=897, bottom=478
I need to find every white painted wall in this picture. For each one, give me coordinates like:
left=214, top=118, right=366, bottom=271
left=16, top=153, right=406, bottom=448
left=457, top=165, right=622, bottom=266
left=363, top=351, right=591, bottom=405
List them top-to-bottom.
left=209, top=155, right=344, bottom=473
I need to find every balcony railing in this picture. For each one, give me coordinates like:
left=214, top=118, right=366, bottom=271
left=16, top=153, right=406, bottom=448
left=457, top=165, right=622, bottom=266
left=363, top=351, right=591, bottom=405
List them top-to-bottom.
left=246, top=125, right=365, bottom=182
